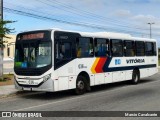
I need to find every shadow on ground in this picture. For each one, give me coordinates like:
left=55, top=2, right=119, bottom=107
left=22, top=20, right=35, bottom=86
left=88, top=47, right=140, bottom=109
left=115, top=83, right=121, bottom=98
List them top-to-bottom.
left=17, top=78, right=157, bottom=100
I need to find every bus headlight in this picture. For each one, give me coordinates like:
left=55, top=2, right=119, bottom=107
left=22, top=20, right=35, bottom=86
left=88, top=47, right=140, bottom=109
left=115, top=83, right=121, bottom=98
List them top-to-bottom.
left=43, top=74, right=51, bottom=82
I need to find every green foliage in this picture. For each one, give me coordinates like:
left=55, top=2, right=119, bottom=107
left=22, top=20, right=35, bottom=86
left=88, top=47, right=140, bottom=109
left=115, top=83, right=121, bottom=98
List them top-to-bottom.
left=0, top=19, right=15, bottom=39
left=0, top=74, right=13, bottom=82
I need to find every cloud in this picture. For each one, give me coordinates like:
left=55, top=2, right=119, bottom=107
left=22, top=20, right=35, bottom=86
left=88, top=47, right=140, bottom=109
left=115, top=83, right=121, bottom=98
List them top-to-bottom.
left=4, top=0, right=160, bottom=42
left=5, top=0, right=43, bottom=9
left=75, top=0, right=107, bottom=13
left=124, top=0, right=150, bottom=4
left=124, top=0, right=160, bottom=4
left=148, top=0, right=160, bottom=3
left=113, top=9, right=131, bottom=18
left=130, top=14, right=160, bottom=37
left=132, top=14, right=157, bottom=23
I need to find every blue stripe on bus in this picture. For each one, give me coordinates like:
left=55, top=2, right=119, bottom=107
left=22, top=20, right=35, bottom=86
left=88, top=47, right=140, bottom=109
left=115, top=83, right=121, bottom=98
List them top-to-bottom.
left=103, top=57, right=156, bottom=72
left=106, top=64, right=156, bottom=72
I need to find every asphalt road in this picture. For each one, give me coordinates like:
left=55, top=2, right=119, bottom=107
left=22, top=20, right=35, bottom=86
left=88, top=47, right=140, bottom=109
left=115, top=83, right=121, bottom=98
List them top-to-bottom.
left=1, top=71, right=160, bottom=120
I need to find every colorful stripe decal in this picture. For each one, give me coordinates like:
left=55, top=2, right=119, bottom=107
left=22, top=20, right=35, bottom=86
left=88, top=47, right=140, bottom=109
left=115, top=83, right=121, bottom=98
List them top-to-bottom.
left=91, top=57, right=108, bottom=74
left=91, top=57, right=156, bottom=73
left=91, top=58, right=100, bottom=74
left=95, top=58, right=107, bottom=73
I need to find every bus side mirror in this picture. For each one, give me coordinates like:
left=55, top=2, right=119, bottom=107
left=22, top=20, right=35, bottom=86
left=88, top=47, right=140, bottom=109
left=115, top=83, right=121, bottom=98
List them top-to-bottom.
left=7, top=47, right=10, bottom=56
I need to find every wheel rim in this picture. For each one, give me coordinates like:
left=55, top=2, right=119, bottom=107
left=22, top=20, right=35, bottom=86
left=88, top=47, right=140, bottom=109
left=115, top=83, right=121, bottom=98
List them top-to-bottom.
left=77, top=80, right=85, bottom=90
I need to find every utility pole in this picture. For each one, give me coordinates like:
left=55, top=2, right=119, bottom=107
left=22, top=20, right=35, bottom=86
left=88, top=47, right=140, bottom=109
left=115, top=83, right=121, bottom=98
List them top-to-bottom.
left=0, top=0, right=3, bottom=77
left=148, top=22, right=154, bottom=38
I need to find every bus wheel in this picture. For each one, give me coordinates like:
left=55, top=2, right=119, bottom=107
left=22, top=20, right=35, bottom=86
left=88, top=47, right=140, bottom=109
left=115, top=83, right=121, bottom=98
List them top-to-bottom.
left=131, top=70, right=140, bottom=84
left=75, top=76, right=87, bottom=95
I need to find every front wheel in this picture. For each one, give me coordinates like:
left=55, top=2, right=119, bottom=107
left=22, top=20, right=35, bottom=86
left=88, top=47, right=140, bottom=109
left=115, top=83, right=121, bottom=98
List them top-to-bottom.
left=131, top=70, right=140, bottom=84
left=75, top=76, right=87, bottom=95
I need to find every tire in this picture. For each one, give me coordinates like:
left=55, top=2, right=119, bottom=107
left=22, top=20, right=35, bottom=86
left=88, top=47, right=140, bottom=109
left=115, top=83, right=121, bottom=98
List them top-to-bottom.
left=131, top=70, right=140, bottom=84
left=75, top=76, right=87, bottom=95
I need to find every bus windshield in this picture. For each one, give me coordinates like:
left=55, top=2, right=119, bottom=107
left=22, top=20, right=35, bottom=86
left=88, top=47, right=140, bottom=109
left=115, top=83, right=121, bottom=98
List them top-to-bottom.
left=15, top=40, right=51, bottom=68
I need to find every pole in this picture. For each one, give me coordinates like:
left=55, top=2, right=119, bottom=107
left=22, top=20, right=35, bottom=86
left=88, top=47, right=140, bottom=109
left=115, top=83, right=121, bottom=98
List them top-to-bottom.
left=0, top=0, right=3, bottom=78
left=1, top=0, right=2, bottom=19
left=148, top=23, right=154, bottom=39
left=149, top=24, right=151, bottom=38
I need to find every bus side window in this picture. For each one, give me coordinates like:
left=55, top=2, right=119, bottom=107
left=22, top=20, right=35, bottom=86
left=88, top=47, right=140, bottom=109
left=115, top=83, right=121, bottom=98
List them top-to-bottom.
left=76, top=37, right=93, bottom=58
left=95, top=38, right=110, bottom=57
left=76, top=39, right=81, bottom=57
left=111, top=39, right=123, bottom=57
left=124, top=40, right=135, bottom=57
left=55, top=41, right=72, bottom=60
left=135, top=41, right=145, bottom=56
left=55, top=42, right=59, bottom=59
left=63, top=42, right=72, bottom=58
left=145, top=42, right=153, bottom=56
left=153, top=42, right=157, bottom=56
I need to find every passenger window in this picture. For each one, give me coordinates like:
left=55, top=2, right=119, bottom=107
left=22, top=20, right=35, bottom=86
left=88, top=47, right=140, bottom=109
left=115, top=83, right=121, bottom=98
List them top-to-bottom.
left=76, top=37, right=93, bottom=57
left=95, top=38, right=110, bottom=57
left=111, top=39, right=123, bottom=57
left=124, top=40, right=135, bottom=57
left=135, top=41, right=145, bottom=56
left=56, top=42, right=72, bottom=60
left=60, top=42, right=72, bottom=59
left=145, top=42, right=153, bottom=56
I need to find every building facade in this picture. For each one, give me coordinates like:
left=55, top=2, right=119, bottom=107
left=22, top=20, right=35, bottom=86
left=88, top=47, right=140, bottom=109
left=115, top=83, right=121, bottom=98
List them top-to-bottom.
left=3, top=34, right=16, bottom=59
left=3, top=34, right=16, bottom=74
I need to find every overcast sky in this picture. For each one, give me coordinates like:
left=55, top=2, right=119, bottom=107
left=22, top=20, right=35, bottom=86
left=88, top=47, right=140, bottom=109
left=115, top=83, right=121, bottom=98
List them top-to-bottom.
left=4, top=0, right=160, bottom=46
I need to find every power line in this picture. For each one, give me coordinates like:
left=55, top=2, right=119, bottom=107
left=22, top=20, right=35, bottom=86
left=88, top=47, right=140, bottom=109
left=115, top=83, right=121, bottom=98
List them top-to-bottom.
left=4, top=0, right=160, bottom=38
left=37, top=0, right=149, bottom=31
left=48, top=0, right=134, bottom=25
left=49, top=0, right=152, bottom=31
left=5, top=1, right=155, bottom=35
left=4, top=4, right=159, bottom=36
left=4, top=7, right=154, bottom=37
left=4, top=7, right=110, bottom=30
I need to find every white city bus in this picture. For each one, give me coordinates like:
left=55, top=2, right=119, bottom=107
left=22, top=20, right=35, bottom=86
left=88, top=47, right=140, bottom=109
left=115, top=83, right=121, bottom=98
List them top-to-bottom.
left=13, top=29, right=158, bottom=94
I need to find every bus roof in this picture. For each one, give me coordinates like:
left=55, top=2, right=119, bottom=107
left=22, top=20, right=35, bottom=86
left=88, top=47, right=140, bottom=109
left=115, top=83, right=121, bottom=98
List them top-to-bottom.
left=19, top=28, right=156, bottom=42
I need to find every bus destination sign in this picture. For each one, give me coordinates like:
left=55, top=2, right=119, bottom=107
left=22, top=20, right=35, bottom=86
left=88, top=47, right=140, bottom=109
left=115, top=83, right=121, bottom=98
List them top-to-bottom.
left=20, top=33, right=44, bottom=40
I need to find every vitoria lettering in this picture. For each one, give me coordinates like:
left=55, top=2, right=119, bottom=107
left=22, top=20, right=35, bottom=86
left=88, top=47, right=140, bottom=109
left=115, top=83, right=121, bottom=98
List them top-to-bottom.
left=126, top=59, right=145, bottom=64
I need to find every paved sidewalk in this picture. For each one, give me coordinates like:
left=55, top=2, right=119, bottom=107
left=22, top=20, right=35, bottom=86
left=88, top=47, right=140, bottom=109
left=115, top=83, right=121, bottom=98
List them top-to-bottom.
left=3, top=60, right=14, bottom=74
left=0, top=85, right=18, bottom=98
left=0, top=85, right=41, bottom=99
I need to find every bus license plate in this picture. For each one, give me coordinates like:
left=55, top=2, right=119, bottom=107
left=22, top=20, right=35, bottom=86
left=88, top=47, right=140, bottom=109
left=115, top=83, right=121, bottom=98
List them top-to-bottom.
left=29, top=80, right=35, bottom=85
left=23, top=87, right=31, bottom=91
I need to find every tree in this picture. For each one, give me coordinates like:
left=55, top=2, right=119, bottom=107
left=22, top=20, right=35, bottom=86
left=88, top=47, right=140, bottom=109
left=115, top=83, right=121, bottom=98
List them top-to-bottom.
left=0, top=19, right=15, bottom=38
left=0, top=19, right=15, bottom=78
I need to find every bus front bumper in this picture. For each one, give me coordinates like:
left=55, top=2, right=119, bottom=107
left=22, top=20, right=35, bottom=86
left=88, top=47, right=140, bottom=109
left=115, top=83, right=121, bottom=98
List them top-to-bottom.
left=14, top=78, right=54, bottom=92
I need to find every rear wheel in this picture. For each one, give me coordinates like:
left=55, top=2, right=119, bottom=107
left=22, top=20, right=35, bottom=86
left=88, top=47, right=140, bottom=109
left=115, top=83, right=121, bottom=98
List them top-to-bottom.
left=131, top=70, right=140, bottom=84
left=75, top=76, right=87, bottom=95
